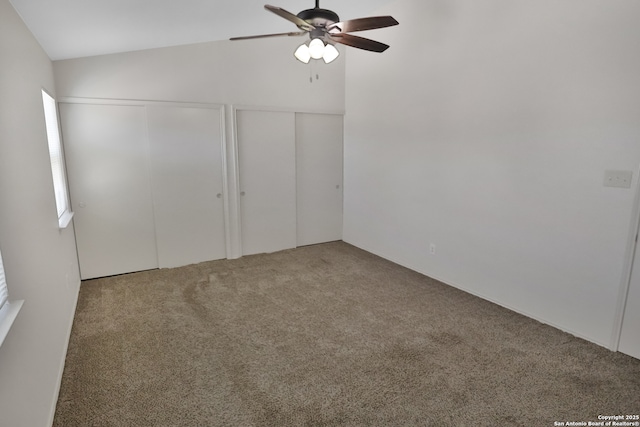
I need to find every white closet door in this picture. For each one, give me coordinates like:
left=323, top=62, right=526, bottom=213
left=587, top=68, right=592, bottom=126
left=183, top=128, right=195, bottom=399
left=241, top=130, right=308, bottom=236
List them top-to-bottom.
left=60, top=103, right=158, bottom=279
left=147, top=106, right=226, bottom=268
left=236, top=110, right=296, bottom=255
left=296, top=113, right=344, bottom=246
left=619, top=235, right=640, bottom=359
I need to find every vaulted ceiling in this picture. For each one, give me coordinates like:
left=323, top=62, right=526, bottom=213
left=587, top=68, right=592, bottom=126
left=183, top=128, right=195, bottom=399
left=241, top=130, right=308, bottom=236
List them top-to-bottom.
left=9, top=0, right=392, bottom=60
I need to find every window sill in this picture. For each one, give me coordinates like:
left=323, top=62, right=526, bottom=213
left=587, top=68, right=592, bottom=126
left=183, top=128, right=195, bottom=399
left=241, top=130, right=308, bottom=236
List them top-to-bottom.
left=58, top=211, right=74, bottom=229
left=0, top=300, right=24, bottom=348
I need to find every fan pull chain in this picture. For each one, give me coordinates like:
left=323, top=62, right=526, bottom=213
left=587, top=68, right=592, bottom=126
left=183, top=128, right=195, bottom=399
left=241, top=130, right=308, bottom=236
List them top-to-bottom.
left=308, top=61, right=320, bottom=84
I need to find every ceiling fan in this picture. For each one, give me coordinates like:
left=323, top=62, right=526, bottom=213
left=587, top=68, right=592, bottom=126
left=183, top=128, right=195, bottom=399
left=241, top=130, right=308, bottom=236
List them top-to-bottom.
left=230, top=1, right=399, bottom=64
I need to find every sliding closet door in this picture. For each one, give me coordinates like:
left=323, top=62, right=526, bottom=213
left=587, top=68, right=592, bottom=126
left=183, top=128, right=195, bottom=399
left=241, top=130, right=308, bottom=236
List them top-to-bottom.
left=60, top=103, right=158, bottom=279
left=147, top=106, right=226, bottom=268
left=236, top=110, right=296, bottom=255
left=296, top=113, right=343, bottom=246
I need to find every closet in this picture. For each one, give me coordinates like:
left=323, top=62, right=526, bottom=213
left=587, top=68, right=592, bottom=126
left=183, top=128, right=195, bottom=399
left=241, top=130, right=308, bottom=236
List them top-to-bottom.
left=60, top=101, right=343, bottom=279
left=60, top=101, right=227, bottom=279
left=61, top=103, right=158, bottom=279
left=146, top=106, right=226, bottom=268
left=235, top=109, right=343, bottom=256
left=236, top=110, right=297, bottom=255
left=295, top=112, right=343, bottom=247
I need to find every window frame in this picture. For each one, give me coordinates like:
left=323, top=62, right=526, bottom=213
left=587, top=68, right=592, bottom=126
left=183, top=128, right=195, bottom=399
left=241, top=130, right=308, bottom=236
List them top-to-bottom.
left=41, top=89, right=73, bottom=228
left=0, top=248, right=24, bottom=348
left=0, top=249, right=7, bottom=311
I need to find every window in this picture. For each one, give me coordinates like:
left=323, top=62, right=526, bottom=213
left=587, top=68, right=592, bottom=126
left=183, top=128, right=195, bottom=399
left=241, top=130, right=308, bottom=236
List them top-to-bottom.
left=42, top=90, right=73, bottom=228
left=0, top=248, right=23, bottom=347
left=0, top=250, right=7, bottom=311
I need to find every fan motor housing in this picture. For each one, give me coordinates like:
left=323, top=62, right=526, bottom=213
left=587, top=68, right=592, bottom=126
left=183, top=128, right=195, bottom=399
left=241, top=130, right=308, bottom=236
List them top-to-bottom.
left=296, top=8, right=339, bottom=28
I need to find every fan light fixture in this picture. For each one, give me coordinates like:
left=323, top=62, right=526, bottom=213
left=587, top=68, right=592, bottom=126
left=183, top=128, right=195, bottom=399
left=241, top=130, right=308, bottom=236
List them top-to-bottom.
left=231, top=2, right=399, bottom=65
left=294, top=38, right=340, bottom=64
left=294, top=44, right=312, bottom=63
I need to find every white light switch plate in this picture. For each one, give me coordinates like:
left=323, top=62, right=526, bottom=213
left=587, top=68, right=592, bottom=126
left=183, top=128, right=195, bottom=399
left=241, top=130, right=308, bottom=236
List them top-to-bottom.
left=604, top=170, right=633, bottom=188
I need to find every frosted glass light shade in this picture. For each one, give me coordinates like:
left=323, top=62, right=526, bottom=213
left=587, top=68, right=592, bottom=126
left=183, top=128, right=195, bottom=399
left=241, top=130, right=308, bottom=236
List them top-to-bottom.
left=308, top=38, right=325, bottom=60
left=294, top=44, right=311, bottom=63
left=322, top=44, right=339, bottom=63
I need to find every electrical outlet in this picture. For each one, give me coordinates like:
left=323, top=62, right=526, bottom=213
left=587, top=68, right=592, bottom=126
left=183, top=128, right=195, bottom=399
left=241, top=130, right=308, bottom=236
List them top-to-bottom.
left=604, top=170, right=633, bottom=189
left=429, top=243, right=436, bottom=255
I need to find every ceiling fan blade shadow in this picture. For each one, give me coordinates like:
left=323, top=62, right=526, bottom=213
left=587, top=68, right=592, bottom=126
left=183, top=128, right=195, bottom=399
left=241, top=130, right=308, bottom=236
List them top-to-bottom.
left=264, top=5, right=315, bottom=31
left=327, top=16, right=399, bottom=34
left=230, top=31, right=308, bottom=41
left=329, top=33, right=390, bottom=53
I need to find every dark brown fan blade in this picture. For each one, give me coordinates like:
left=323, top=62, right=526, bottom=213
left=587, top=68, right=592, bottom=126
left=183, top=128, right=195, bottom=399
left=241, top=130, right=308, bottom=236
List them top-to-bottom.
left=264, top=5, right=315, bottom=31
left=327, top=16, right=399, bottom=34
left=230, top=31, right=307, bottom=41
left=329, top=33, right=390, bottom=53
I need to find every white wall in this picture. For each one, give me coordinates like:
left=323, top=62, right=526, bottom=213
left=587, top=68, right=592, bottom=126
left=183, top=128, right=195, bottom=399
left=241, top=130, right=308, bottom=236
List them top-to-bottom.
left=344, top=0, right=640, bottom=348
left=0, top=1, right=82, bottom=426
left=53, top=37, right=345, bottom=111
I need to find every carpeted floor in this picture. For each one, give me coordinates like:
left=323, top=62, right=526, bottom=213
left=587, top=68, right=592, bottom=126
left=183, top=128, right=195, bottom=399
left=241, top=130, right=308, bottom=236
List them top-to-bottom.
left=54, top=241, right=640, bottom=426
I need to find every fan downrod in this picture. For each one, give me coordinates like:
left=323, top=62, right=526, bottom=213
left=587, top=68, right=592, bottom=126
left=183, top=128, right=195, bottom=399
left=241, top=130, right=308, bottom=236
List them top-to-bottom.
left=296, top=0, right=339, bottom=26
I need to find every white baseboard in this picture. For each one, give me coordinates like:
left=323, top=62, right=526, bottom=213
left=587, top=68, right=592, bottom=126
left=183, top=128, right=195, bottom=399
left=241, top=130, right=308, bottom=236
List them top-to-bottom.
left=46, top=280, right=81, bottom=427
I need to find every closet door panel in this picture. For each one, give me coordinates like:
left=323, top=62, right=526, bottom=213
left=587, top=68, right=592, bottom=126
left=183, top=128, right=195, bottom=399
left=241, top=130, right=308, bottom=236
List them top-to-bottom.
left=60, top=103, right=158, bottom=279
left=147, top=106, right=226, bottom=268
left=236, top=110, right=296, bottom=255
left=296, top=113, right=344, bottom=246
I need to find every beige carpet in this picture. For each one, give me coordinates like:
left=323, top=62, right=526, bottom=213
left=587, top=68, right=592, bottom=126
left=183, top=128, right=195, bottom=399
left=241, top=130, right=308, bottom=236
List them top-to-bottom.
left=54, top=242, right=640, bottom=426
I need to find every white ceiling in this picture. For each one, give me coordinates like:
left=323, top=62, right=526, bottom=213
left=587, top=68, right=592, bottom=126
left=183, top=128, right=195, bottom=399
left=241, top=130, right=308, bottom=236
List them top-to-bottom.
left=9, top=0, right=392, bottom=61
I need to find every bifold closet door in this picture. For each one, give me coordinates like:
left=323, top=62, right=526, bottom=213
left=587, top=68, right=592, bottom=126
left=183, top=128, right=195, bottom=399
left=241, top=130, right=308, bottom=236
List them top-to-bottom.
left=60, top=103, right=158, bottom=279
left=146, top=106, right=226, bottom=268
left=236, top=110, right=296, bottom=255
left=296, top=113, right=343, bottom=246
